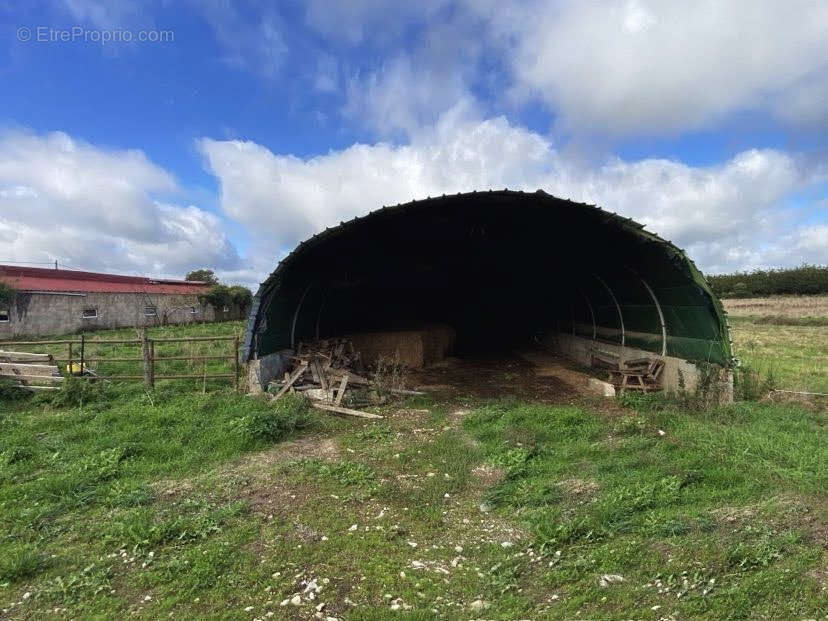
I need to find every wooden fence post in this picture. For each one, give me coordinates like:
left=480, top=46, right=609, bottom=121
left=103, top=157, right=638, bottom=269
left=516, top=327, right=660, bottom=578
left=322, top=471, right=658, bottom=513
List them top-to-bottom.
left=140, top=327, right=153, bottom=389
left=233, top=336, right=239, bottom=392
left=149, top=339, right=155, bottom=388
left=67, top=341, right=73, bottom=376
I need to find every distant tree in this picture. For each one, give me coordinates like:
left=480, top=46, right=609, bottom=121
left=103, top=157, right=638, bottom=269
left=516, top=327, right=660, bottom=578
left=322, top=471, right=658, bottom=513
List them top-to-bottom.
left=185, top=269, right=219, bottom=285
left=0, top=281, right=15, bottom=306
left=198, top=284, right=253, bottom=313
left=199, top=284, right=231, bottom=309
left=228, top=285, right=253, bottom=311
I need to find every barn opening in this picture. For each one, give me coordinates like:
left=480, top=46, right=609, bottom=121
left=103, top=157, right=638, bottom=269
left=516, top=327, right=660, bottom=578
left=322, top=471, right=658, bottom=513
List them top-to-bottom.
left=244, top=190, right=733, bottom=392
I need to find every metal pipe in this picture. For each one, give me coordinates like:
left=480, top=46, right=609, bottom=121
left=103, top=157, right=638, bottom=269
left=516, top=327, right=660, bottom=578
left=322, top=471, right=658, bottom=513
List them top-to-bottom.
left=628, top=268, right=668, bottom=356
left=593, top=273, right=625, bottom=346
left=290, top=283, right=314, bottom=348
left=579, top=289, right=597, bottom=340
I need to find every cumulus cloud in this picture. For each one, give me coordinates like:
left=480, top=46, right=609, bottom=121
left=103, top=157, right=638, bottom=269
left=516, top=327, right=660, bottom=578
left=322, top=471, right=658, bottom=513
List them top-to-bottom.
left=333, top=0, right=828, bottom=136
left=500, top=0, right=828, bottom=134
left=343, top=57, right=475, bottom=138
left=199, top=106, right=826, bottom=274
left=0, top=130, right=241, bottom=280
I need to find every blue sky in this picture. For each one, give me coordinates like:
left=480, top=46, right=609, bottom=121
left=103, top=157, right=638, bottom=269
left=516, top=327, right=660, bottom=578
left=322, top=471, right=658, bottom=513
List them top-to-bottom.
left=0, top=0, right=826, bottom=287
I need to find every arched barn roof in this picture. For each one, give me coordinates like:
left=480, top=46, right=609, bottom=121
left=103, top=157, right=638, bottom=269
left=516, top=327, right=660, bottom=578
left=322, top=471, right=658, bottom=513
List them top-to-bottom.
left=244, top=190, right=733, bottom=366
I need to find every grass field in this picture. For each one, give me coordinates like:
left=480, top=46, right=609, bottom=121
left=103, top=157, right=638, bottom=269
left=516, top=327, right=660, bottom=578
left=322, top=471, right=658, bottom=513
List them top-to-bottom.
left=724, top=294, right=828, bottom=394
left=0, top=310, right=825, bottom=619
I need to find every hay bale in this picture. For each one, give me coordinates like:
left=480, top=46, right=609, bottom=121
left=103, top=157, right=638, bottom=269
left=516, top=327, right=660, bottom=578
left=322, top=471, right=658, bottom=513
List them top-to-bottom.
left=347, top=324, right=455, bottom=368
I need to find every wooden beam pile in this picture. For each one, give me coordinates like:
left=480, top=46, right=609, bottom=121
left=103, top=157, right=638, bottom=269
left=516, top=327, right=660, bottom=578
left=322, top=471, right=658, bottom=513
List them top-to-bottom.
left=268, top=338, right=423, bottom=419
left=0, top=350, right=63, bottom=390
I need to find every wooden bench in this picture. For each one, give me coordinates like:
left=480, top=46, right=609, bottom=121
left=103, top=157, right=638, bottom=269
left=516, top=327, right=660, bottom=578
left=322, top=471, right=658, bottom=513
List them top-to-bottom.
left=608, top=357, right=665, bottom=393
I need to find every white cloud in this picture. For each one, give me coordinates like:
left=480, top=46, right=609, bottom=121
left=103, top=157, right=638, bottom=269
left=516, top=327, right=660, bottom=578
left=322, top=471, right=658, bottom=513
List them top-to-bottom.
left=59, top=0, right=145, bottom=29
left=197, top=0, right=288, bottom=78
left=303, top=0, right=447, bottom=46
left=333, top=0, right=828, bottom=136
left=481, top=0, right=828, bottom=134
left=343, top=56, right=474, bottom=137
left=200, top=106, right=825, bottom=275
left=0, top=130, right=241, bottom=280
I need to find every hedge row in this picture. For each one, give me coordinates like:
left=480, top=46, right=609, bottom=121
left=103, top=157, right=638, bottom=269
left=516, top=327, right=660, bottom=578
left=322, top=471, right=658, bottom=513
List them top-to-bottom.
left=706, top=264, right=828, bottom=298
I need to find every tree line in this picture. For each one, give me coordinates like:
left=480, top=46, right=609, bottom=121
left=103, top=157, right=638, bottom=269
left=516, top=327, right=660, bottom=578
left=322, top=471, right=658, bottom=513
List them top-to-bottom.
left=706, top=264, right=828, bottom=298
left=185, top=269, right=253, bottom=312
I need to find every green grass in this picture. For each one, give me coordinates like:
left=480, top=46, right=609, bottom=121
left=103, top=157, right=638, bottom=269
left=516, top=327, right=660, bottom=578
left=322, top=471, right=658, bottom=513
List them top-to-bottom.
left=729, top=316, right=828, bottom=393
left=0, top=321, right=825, bottom=618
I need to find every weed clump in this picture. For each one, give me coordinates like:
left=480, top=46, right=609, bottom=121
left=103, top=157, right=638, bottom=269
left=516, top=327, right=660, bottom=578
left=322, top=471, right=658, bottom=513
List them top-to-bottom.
left=733, top=363, right=778, bottom=401
left=0, top=377, right=31, bottom=401
left=49, top=377, right=107, bottom=408
left=241, top=393, right=313, bottom=442
left=0, top=543, right=45, bottom=582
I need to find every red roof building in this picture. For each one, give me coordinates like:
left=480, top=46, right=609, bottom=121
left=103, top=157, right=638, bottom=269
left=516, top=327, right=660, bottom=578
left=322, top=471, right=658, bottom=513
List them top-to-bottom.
left=0, top=265, right=211, bottom=295
left=0, top=265, right=235, bottom=338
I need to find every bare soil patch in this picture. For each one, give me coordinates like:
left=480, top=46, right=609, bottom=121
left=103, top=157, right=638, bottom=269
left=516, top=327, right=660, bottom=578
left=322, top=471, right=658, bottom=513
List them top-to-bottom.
left=410, top=353, right=580, bottom=402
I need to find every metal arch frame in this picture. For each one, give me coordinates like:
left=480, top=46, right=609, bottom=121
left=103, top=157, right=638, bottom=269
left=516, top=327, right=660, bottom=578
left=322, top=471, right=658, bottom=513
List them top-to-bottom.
left=627, top=267, right=668, bottom=357
left=592, top=273, right=625, bottom=347
left=290, top=282, right=314, bottom=348
left=578, top=289, right=597, bottom=340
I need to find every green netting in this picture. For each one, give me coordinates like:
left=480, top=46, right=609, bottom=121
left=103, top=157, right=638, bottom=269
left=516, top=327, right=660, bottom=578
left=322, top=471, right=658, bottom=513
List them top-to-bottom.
left=244, top=191, right=733, bottom=366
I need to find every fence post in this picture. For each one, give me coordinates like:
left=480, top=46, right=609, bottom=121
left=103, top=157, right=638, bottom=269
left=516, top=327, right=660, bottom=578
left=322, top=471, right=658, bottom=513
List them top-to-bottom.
left=140, top=327, right=153, bottom=389
left=233, top=336, right=239, bottom=392
left=149, top=339, right=155, bottom=388
left=67, top=341, right=73, bottom=376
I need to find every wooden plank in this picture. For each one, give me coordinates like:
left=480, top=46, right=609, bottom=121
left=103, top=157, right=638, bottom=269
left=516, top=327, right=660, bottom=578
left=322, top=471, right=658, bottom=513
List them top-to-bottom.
left=0, top=351, right=53, bottom=363
left=312, top=358, right=328, bottom=391
left=273, top=361, right=308, bottom=399
left=0, top=362, right=60, bottom=376
left=0, top=373, right=63, bottom=382
left=334, top=373, right=349, bottom=406
left=312, top=403, right=383, bottom=419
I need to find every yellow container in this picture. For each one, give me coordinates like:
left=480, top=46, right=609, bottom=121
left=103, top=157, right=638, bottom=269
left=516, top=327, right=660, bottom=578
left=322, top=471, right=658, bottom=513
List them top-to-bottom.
left=66, top=362, right=85, bottom=375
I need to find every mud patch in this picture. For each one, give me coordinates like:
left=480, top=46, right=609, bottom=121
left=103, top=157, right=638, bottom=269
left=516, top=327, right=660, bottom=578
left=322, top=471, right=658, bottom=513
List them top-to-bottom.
left=240, top=436, right=340, bottom=471
left=472, top=464, right=505, bottom=487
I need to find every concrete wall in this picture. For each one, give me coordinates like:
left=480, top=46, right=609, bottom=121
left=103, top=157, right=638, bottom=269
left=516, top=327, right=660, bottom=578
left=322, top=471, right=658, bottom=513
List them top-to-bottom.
left=0, top=291, right=244, bottom=338
left=542, top=331, right=733, bottom=400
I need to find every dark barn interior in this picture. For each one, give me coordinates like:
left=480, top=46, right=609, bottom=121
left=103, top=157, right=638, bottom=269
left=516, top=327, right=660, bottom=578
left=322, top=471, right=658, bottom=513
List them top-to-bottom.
left=244, top=191, right=731, bottom=370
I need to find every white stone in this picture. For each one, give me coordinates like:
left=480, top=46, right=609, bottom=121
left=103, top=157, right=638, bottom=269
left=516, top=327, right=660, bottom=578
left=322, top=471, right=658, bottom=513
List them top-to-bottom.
left=587, top=377, right=616, bottom=397
left=599, top=574, right=624, bottom=587
left=290, top=595, right=302, bottom=606
left=469, top=599, right=490, bottom=610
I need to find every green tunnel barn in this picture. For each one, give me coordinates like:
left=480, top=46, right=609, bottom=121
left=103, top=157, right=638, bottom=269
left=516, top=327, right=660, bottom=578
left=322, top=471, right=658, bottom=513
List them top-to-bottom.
left=244, top=190, right=733, bottom=391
